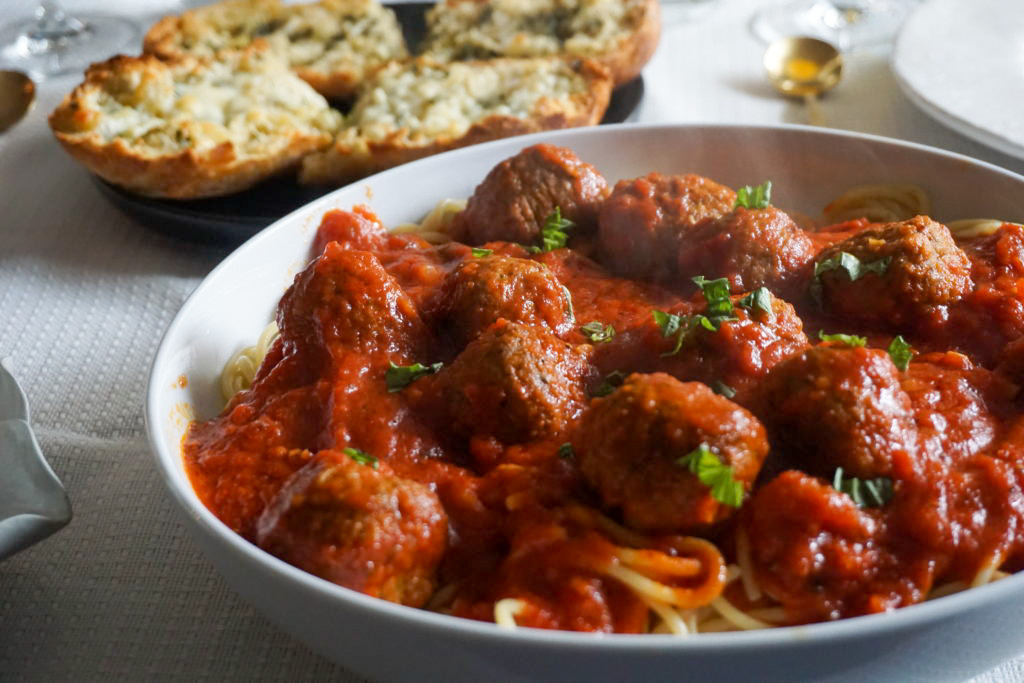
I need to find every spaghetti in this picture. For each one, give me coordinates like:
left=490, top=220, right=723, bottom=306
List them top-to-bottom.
left=822, top=183, right=930, bottom=224
left=391, top=198, right=467, bottom=244
left=947, top=218, right=1019, bottom=239
left=219, top=321, right=279, bottom=403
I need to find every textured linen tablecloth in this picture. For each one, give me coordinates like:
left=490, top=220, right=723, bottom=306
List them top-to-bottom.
left=2, top=0, right=1024, bottom=680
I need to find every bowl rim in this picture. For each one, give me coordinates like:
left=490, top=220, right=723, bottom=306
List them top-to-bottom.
left=146, top=121, right=1024, bottom=652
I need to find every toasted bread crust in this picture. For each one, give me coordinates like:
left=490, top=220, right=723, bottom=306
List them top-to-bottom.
left=144, top=0, right=408, bottom=99
left=423, top=0, right=660, bottom=87
left=601, top=0, right=660, bottom=85
left=49, top=52, right=342, bottom=199
left=299, top=57, right=612, bottom=187
left=52, top=130, right=319, bottom=199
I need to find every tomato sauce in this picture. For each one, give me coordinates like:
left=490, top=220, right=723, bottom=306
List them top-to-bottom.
left=183, top=146, right=1024, bottom=632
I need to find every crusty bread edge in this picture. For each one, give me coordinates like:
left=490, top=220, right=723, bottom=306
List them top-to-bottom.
left=599, top=0, right=661, bottom=86
left=143, top=8, right=402, bottom=100
left=142, top=14, right=184, bottom=60
left=48, top=55, right=337, bottom=199
left=299, top=58, right=613, bottom=187
left=294, top=65, right=367, bottom=101
left=51, top=130, right=331, bottom=199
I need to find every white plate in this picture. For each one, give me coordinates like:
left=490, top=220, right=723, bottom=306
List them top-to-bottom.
left=892, top=0, right=1024, bottom=161
left=148, top=124, right=1024, bottom=683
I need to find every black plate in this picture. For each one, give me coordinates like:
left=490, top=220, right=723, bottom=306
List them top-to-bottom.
left=96, top=2, right=645, bottom=246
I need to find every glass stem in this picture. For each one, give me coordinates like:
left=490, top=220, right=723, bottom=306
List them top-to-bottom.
left=824, top=0, right=888, bottom=29
left=29, top=1, right=87, bottom=43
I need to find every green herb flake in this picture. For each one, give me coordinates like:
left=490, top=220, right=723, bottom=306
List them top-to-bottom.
left=734, top=181, right=773, bottom=209
left=532, top=207, right=575, bottom=253
left=471, top=247, right=494, bottom=258
left=811, top=251, right=892, bottom=303
left=814, top=251, right=892, bottom=280
left=692, top=276, right=737, bottom=325
left=652, top=277, right=739, bottom=357
left=737, top=287, right=774, bottom=318
left=652, top=309, right=689, bottom=357
left=652, top=309, right=723, bottom=357
left=652, top=310, right=684, bottom=338
left=580, top=321, right=615, bottom=343
left=818, top=330, right=868, bottom=348
left=887, top=335, right=914, bottom=371
left=386, top=361, right=443, bottom=392
left=592, top=370, right=626, bottom=398
left=712, top=380, right=737, bottom=399
left=557, top=443, right=575, bottom=459
left=675, top=443, right=744, bottom=507
left=343, top=447, right=379, bottom=469
left=832, top=467, right=893, bottom=508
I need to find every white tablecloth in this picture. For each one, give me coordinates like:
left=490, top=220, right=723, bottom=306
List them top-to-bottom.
left=2, top=0, right=1023, bottom=680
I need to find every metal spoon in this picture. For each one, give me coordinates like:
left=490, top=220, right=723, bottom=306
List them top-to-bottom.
left=763, top=37, right=843, bottom=127
left=0, top=70, right=36, bottom=134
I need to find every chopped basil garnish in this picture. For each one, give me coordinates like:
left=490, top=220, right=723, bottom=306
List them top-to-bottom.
left=734, top=181, right=773, bottom=209
left=532, top=207, right=574, bottom=253
left=471, top=247, right=494, bottom=258
left=811, top=251, right=892, bottom=303
left=814, top=251, right=892, bottom=281
left=691, top=276, right=737, bottom=325
left=652, top=278, right=740, bottom=357
left=737, top=287, right=774, bottom=318
left=652, top=309, right=685, bottom=338
left=651, top=310, right=716, bottom=357
left=653, top=310, right=690, bottom=356
left=580, top=321, right=615, bottom=343
left=818, top=330, right=868, bottom=347
left=887, top=335, right=914, bottom=371
left=386, top=361, right=443, bottom=392
left=592, top=370, right=625, bottom=397
left=712, top=380, right=737, bottom=399
left=558, top=443, right=575, bottom=459
left=675, top=443, right=744, bottom=508
left=343, top=447, right=379, bottom=469
left=832, top=467, right=893, bottom=508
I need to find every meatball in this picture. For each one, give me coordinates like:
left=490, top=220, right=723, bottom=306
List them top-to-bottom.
left=453, top=144, right=609, bottom=245
left=597, top=173, right=736, bottom=280
left=313, top=206, right=387, bottom=255
left=677, top=207, right=815, bottom=295
left=814, top=216, right=973, bottom=327
left=277, top=243, right=428, bottom=365
left=431, top=254, right=573, bottom=346
left=659, top=291, right=810, bottom=406
left=431, top=320, right=590, bottom=444
left=996, top=337, right=1024, bottom=383
left=758, top=345, right=919, bottom=480
left=900, top=356, right=1006, bottom=467
left=576, top=373, right=769, bottom=534
left=256, top=450, right=447, bottom=607
left=888, top=453, right=1024, bottom=580
left=744, top=470, right=930, bottom=621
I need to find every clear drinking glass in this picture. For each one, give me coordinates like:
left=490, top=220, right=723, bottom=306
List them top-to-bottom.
left=661, top=0, right=720, bottom=23
left=750, top=0, right=919, bottom=50
left=0, top=1, right=138, bottom=79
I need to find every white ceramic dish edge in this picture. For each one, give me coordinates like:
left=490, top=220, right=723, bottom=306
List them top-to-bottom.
left=146, top=123, right=1024, bottom=683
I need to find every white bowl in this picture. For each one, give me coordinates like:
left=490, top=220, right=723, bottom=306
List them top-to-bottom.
left=146, top=124, right=1024, bottom=683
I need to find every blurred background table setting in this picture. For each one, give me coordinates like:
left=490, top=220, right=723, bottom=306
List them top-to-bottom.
left=2, top=0, right=1024, bottom=679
